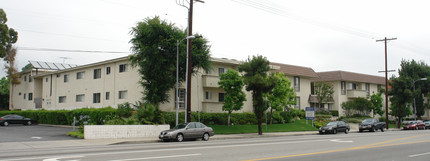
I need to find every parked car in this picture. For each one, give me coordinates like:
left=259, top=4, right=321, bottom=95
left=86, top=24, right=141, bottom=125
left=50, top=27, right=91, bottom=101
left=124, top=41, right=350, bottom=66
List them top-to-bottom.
left=0, top=114, right=37, bottom=126
left=359, top=118, right=386, bottom=132
left=403, top=120, right=426, bottom=130
left=424, top=120, right=430, bottom=129
left=319, top=121, right=350, bottom=134
left=159, top=122, right=214, bottom=142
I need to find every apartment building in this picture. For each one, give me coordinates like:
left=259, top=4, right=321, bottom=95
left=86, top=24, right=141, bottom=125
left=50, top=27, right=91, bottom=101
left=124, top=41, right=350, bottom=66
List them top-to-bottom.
left=10, top=56, right=318, bottom=113
left=311, top=71, right=386, bottom=116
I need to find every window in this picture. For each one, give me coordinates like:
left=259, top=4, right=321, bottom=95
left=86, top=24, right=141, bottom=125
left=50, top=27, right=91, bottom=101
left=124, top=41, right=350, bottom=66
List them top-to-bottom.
left=119, top=64, right=128, bottom=73
left=106, top=67, right=111, bottom=75
left=93, top=68, right=101, bottom=79
left=218, top=68, right=228, bottom=75
left=76, top=72, right=85, bottom=79
left=56, top=74, right=61, bottom=78
left=64, top=74, right=69, bottom=83
left=24, top=76, right=27, bottom=82
left=29, top=76, right=32, bottom=82
left=294, top=76, right=300, bottom=91
left=45, top=78, right=48, bottom=82
left=341, top=81, right=346, bottom=95
left=348, top=83, right=357, bottom=90
left=366, top=83, right=370, bottom=95
left=377, top=84, right=382, bottom=91
left=175, top=89, right=185, bottom=109
left=119, top=90, right=128, bottom=99
left=205, top=91, right=212, bottom=100
left=106, top=92, right=110, bottom=100
left=24, top=93, right=26, bottom=99
left=28, top=93, right=33, bottom=101
left=93, top=93, right=101, bottom=103
left=219, top=93, right=225, bottom=102
left=76, top=94, right=85, bottom=102
left=59, top=96, right=66, bottom=103
left=295, top=97, right=301, bottom=109
left=328, top=103, right=333, bottom=110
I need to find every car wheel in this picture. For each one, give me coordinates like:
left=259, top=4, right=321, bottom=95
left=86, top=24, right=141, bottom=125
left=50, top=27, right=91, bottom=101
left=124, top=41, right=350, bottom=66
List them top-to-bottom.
left=26, top=121, right=32, bottom=125
left=3, top=122, right=9, bottom=126
left=371, top=126, right=376, bottom=132
left=416, top=126, right=419, bottom=130
left=381, top=127, right=385, bottom=132
left=332, top=129, right=337, bottom=134
left=345, top=129, right=349, bottom=134
left=359, top=129, right=363, bottom=132
left=202, top=133, right=210, bottom=141
left=176, top=134, right=184, bottom=142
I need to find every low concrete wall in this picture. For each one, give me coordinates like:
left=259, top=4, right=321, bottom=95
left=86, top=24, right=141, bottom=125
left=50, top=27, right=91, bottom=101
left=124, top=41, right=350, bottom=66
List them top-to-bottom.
left=84, top=125, right=170, bottom=139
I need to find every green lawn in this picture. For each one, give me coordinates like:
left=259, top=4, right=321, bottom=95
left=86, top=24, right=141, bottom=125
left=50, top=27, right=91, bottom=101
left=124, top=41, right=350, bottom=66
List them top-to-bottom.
left=210, top=119, right=318, bottom=134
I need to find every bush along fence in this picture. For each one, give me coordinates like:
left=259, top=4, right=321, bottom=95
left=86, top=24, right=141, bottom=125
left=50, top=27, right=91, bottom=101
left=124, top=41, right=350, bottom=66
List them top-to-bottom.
left=0, top=107, right=305, bottom=127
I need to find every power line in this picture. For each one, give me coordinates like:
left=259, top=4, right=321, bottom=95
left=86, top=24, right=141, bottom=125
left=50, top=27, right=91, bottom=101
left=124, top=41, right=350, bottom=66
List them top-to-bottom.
left=17, top=29, right=128, bottom=43
left=18, top=47, right=130, bottom=54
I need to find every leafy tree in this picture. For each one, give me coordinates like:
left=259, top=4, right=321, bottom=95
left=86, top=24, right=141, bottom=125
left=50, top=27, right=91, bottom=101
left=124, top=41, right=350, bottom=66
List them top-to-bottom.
left=0, top=9, right=18, bottom=58
left=129, top=16, right=211, bottom=106
left=4, top=47, right=20, bottom=110
left=238, top=55, right=275, bottom=135
left=21, top=63, right=33, bottom=71
left=218, top=69, right=246, bottom=126
left=266, top=72, right=296, bottom=124
left=389, top=76, right=413, bottom=127
left=0, top=77, right=9, bottom=110
left=314, top=82, right=334, bottom=108
left=369, top=92, right=384, bottom=117
left=341, top=97, right=372, bottom=116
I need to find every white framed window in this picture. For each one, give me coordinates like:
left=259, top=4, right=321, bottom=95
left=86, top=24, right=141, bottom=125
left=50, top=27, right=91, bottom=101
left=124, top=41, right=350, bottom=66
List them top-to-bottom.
left=119, top=64, right=128, bottom=73
left=93, top=68, right=101, bottom=79
left=218, top=68, right=228, bottom=75
left=76, top=72, right=85, bottom=79
left=64, top=74, right=69, bottom=83
left=24, top=76, right=27, bottom=82
left=29, top=76, right=32, bottom=82
left=294, top=76, right=300, bottom=92
left=45, top=78, right=48, bottom=82
left=341, top=81, right=346, bottom=95
left=348, top=83, right=357, bottom=90
left=366, top=83, right=370, bottom=95
left=175, top=89, right=185, bottom=109
left=118, top=90, right=128, bottom=99
left=205, top=91, right=212, bottom=100
left=106, top=92, right=110, bottom=100
left=23, top=93, right=26, bottom=99
left=28, top=93, right=33, bottom=101
left=93, top=93, right=101, bottom=103
left=219, top=93, right=225, bottom=102
left=76, top=94, right=85, bottom=102
left=59, top=96, right=66, bottom=103
left=294, top=97, right=300, bottom=109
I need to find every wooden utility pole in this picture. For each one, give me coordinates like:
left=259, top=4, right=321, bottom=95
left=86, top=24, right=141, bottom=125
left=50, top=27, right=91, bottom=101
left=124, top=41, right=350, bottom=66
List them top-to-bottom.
left=376, top=37, right=397, bottom=129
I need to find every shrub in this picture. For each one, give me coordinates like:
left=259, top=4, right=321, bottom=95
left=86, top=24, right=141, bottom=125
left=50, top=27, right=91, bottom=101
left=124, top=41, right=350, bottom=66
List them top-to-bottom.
left=117, top=102, right=134, bottom=118
left=330, top=110, right=339, bottom=117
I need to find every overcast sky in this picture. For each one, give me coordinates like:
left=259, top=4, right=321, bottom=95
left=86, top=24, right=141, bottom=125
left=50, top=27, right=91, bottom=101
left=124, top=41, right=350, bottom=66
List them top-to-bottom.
left=1, top=0, right=429, bottom=78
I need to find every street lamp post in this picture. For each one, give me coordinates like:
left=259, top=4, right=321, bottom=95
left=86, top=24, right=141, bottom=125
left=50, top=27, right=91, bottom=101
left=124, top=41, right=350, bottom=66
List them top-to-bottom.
left=176, top=36, right=195, bottom=126
left=413, top=78, right=427, bottom=121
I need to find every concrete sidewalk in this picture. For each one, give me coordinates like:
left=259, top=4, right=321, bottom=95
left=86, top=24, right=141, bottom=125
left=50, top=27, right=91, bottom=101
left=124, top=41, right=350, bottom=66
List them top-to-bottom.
left=0, top=128, right=401, bottom=151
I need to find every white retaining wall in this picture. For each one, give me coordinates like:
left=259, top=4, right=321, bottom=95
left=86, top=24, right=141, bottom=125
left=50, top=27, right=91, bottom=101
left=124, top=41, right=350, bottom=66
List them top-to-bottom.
left=84, top=125, right=170, bottom=139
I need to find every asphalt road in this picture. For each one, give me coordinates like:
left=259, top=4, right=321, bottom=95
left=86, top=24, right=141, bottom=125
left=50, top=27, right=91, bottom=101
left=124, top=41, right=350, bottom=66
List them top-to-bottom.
left=0, top=124, right=78, bottom=142
left=1, top=130, right=430, bottom=161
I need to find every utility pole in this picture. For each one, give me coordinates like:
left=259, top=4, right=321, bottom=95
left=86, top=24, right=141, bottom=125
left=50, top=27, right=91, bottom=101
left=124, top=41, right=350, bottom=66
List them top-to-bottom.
left=186, top=0, right=194, bottom=123
left=376, top=37, right=397, bottom=129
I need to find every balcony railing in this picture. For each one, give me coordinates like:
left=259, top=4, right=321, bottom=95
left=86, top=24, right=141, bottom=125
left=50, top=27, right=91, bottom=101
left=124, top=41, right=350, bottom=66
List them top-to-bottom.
left=202, top=75, right=220, bottom=88
left=346, top=89, right=367, bottom=98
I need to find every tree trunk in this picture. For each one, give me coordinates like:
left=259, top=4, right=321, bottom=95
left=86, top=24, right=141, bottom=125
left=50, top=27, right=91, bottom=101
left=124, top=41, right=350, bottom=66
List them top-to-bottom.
left=9, top=81, right=13, bottom=110
left=270, top=107, right=273, bottom=125
left=228, top=111, right=231, bottom=126
left=257, top=117, right=263, bottom=135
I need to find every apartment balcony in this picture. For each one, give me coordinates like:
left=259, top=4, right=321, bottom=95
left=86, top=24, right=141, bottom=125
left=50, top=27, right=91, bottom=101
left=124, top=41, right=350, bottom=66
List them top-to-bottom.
left=202, top=75, right=220, bottom=88
left=347, top=89, right=367, bottom=98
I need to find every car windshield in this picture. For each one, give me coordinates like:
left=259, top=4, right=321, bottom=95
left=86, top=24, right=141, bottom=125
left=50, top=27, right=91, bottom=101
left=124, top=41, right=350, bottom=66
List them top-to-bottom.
left=362, top=119, right=374, bottom=123
left=407, top=121, right=416, bottom=124
left=326, top=122, right=337, bottom=126
left=173, top=123, right=187, bottom=129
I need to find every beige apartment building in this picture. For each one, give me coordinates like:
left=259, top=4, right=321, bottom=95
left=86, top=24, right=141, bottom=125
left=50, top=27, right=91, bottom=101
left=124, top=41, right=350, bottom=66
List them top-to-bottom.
left=10, top=56, right=319, bottom=113
left=311, top=71, right=386, bottom=116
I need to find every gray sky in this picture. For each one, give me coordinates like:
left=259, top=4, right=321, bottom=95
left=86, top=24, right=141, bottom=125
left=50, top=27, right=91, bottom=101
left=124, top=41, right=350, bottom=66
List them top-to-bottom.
left=1, top=0, right=429, bottom=78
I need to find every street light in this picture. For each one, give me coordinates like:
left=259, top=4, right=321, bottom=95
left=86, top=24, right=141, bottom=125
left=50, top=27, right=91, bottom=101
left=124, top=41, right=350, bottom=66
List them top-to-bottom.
left=176, top=36, right=195, bottom=126
left=413, top=78, right=427, bottom=121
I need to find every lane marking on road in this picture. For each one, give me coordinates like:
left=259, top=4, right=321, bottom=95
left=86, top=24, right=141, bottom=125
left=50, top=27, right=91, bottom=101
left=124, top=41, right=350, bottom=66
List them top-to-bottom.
left=243, top=134, right=430, bottom=161
left=31, top=136, right=42, bottom=139
left=330, top=139, right=353, bottom=143
left=408, top=152, right=430, bottom=158
left=108, top=153, right=201, bottom=161
left=42, top=155, right=84, bottom=161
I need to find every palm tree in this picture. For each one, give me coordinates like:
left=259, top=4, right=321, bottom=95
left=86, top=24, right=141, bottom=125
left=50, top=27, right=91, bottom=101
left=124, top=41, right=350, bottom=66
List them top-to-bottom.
left=4, top=47, right=20, bottom=110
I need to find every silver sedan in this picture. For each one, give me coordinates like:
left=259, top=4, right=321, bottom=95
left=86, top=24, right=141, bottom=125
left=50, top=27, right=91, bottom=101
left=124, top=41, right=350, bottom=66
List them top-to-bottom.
left=159, top=122, right=214, bottom=142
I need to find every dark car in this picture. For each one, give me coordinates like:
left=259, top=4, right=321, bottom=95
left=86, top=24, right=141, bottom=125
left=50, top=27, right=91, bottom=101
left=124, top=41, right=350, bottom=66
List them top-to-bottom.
left=0, top=114, right=37, bottom=126
left=359, top=118, right=386, bottom=132
left=403, top=120, right=426, bottom=130
left=319, top=121, right=350, bottom=134
left=159, top=122, right=214, bottom=142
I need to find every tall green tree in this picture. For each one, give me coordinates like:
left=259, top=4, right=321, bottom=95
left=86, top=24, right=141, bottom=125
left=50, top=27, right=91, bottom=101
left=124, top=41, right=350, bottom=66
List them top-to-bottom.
left=0, top=9, right=18, bottom=58
left=129, top=16, right=211, bottom=105
left=4, top=47, right=19, bottom=110
left=238, top=55, right=275, bottom=135
left=218, top=69, right=247, bottom=126
left=266, top=72, right=296, bottom=124
left=389, top=76, right=413, bottom=127
left=0, top=77, right=9, bottom=110
left=314, top=82, right=334, bottom=108
left=369, top=92, right=384, bottom=117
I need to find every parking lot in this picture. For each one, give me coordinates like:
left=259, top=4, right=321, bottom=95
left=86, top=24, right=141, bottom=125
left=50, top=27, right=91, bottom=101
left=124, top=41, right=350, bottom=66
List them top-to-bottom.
left=0, top=124, right=79, bottom=143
